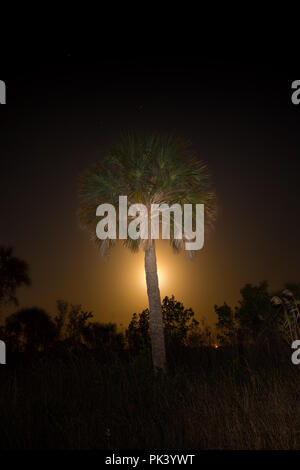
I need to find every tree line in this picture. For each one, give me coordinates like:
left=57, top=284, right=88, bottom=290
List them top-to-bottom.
left=0, top=246, right=299, bottom=357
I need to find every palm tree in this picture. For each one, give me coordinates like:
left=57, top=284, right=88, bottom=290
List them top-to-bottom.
left=78, top=133, right=216, bottom=371
left=0, top=246, right=31, bottom=313
left=271, top=288, right=300, bottom=344
left=5, top=307, right=57, bottom=352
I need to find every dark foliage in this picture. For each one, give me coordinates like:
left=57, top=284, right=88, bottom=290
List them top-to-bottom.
left=0, top=246, right=31, bottom=310
left=1, top=262, right=300, bottom=449
left=215, top=281, right=291, bottom=347
left=126, top=295, right=207, bottom=354
left=5, top=307, right=57, bottom=352
left=0, top=340, right=298, bottom=450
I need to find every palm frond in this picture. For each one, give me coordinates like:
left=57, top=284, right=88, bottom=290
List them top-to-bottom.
left=78, top=133, right=217, bottom=258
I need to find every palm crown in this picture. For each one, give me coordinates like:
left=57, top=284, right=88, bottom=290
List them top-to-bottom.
left=79, top=133, right=216, bottom=256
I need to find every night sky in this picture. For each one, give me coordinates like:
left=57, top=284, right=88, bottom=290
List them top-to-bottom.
left=1, top=55, right=300, bottom=327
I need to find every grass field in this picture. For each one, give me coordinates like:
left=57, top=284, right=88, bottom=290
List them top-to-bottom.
left=0, top=343, right=299, bottom=450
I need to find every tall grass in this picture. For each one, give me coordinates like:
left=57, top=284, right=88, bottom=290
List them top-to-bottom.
left=0, top=344, right=299, bottom=449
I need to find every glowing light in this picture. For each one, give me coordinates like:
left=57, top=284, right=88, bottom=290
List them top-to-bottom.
left=140, top=266, right=165, bottom=288
left=157, top=268, right=164, bottom=284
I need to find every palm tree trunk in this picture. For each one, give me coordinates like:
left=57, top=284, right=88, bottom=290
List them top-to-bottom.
left=144, top=241, right=166, bottom=372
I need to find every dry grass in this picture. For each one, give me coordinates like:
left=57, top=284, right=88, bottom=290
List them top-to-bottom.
left=0, top=345, right=299, bottom=449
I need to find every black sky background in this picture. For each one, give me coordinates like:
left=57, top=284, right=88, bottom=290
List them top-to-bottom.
left=1, top=51, right=300, bottom=325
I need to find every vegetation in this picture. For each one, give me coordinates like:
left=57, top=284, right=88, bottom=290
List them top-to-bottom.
left=78, top=133, right=216, bottom=371
left=0, top=246, right=31, bottom=313
left=1, top=247, right=300, bottom=449
left=215, top=281, right=300, bottom=348
left=126, top=295, right=211, bottom=354
left=0, top=337, right=298, bottom=449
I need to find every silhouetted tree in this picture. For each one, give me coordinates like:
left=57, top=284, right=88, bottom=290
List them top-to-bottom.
left=79, top=133, right=216, bottom=371
left=0, top=247, right=31, bottom=313
left=214, top=281, right=288, bottom=346
left=236, top=281, right=273, bottom=342
left=271, top=286, right=300, bottom=344
left=126, top=295, right=203, bottom=352
left=162, top=295, right=200, bottom=348
left=54, top=299, right=69, bottom=339
left=54, top=300, right=93, bottom=347
left=215, top=302, right=236, bottom=345
left=65, top=304, right=93, bottom=345
left=5, top=307, right=57, bottom=352
left=126, top=309, right=150, bottom=352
